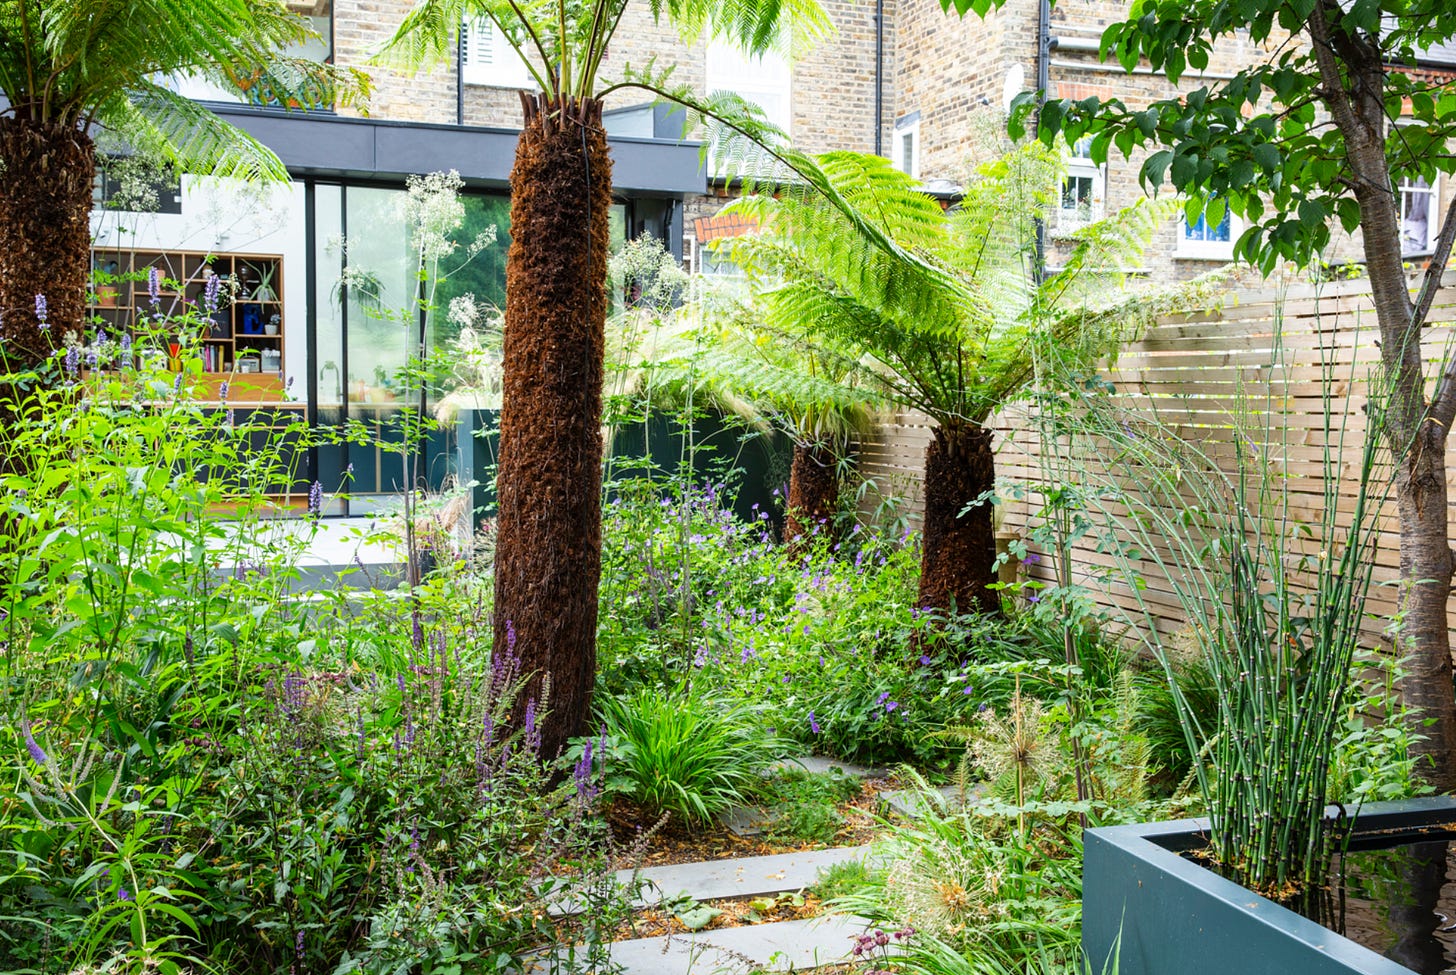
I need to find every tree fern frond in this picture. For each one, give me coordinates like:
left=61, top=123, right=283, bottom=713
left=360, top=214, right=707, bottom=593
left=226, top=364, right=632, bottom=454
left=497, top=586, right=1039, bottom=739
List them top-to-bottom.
left=378, top=0, right=556, bottom=93
left=661, top=0, right=833, bottom=60
left=104, top=81, right=290, bottom=181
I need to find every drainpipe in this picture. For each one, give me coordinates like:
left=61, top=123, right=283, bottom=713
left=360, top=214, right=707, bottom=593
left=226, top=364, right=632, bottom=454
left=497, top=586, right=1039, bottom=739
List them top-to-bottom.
left=874, top=0, right=885, bottom=156
left=1033, top=0, right=1054, bottom=283
left=456, top=26, right=466, bottom=125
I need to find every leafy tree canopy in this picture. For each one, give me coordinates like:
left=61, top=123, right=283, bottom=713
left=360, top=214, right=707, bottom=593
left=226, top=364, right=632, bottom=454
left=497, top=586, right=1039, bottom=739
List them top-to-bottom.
left=938, top=0, right=1456, bottom=275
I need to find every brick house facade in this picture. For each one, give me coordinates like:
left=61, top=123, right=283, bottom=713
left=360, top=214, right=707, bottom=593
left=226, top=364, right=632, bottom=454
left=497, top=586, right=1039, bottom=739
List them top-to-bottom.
left=298, top=0, right=1456, bottom=276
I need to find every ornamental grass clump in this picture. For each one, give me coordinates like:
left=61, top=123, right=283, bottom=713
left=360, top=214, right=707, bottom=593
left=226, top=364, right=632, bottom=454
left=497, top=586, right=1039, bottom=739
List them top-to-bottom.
left=1032, top=326, right=1394, bottom=894
left=598, top=688, right=787, bottom=827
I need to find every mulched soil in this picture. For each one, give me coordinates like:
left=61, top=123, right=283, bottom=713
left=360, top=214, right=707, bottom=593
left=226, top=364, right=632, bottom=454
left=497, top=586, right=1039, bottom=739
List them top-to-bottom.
left=607, top=776, right=893, bottom=868
left=616, top=892, right=828, bottom=940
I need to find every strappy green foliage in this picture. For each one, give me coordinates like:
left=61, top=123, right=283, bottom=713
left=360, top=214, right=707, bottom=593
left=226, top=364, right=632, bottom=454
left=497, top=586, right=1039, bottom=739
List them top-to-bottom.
left=0, top=1, right=370, bottom=181
left=724, top=142, right=1201, bottom=429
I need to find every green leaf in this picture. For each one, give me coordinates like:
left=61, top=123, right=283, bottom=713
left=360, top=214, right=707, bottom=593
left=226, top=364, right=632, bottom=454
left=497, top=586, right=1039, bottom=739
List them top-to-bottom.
left=1252, top=143, right=1280, bottom=172
left=1142, top=149, right=1174, bottom=191
left=1297, top=198, right=1324, bottom=229
left=677, top=905, right=723, bottom=930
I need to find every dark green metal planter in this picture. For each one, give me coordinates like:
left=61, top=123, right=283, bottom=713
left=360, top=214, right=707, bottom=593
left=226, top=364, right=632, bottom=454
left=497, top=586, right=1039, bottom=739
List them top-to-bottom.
left=1083, top=798, right=1456, bottom=975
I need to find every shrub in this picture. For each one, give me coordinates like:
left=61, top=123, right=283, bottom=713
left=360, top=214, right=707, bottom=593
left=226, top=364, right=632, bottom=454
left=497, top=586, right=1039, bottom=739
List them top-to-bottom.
left=0, top=332, right=621, bottom=974
left=831, top=777, right=1085, bottom=975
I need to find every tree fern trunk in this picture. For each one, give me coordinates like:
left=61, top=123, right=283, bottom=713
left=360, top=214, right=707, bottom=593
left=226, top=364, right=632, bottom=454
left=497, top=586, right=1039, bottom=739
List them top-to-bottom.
left=493, top=94, right=612, bottom=760
left=0, top=117, right=93, bottom=369
left=917, top=424, right=997, bottom=616
left=785, top=441, right=839, bottom=551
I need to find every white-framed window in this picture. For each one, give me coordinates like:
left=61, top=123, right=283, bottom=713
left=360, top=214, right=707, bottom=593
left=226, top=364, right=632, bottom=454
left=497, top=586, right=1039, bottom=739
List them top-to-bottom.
left=461, top=17, right=535, bottom=89
left=705, top=38, right=791, bottom=175
left=893, top=114, right=921, bottom=180
left=1057, top=138, right=1105, bottom=231
left=1400, top=175, right=1439, bottom=257
left=1177, top=195, right=1240, bottom=260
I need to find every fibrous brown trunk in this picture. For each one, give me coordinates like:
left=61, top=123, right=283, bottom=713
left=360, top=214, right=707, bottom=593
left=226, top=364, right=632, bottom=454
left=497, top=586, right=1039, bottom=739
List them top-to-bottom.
left=1307, top=0, right=1456, bottom=791
left=493, top=93, right=612, bottom=760
left=0, top=117, right=93, bottom=369
left=916, top=424, right=998, bottom=616
left=785, top=441, right=839, bottom=551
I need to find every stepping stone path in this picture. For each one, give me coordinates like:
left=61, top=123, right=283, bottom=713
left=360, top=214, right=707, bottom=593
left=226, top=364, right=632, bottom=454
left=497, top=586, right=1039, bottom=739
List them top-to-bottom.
left=770, top=756, right=886, bottom=778
left=554, top=757, right=924, bottom=974
left=877, top=782, right=986, bottom=819
left=558, top=846, right=889, bottom=974
left=603, top=914, right=879, bottom=975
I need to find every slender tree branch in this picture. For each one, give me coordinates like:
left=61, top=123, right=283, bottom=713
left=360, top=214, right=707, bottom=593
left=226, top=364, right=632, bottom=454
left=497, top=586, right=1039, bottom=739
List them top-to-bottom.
left=1419, top=197, right=1456, bottom=428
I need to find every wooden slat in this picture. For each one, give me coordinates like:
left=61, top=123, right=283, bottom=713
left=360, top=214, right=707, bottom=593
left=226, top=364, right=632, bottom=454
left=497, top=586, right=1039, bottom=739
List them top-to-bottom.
left=854, top=279, right=1456, bottom=648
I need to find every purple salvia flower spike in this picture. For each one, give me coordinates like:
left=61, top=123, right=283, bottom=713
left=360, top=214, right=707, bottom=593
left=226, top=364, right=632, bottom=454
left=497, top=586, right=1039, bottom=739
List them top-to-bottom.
left=20, top=717, right=47, bottom=765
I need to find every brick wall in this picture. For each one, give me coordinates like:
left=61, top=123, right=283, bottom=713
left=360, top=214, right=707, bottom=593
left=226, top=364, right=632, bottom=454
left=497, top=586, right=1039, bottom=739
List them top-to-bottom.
left=331, top=0, right=1442, bottom=281
left=334, top=0, right=458, bottom=123
left=791, top=0, right=894, bottom=155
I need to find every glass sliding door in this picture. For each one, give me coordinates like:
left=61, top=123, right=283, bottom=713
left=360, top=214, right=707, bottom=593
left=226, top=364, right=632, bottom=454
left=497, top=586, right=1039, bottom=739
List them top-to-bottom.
left=309, top=183, right=512, bottom=512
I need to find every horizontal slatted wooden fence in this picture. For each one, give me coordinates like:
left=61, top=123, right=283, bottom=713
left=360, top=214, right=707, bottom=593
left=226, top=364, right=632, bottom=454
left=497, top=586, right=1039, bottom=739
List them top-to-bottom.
left=855, top=276, right=1456, bottom=642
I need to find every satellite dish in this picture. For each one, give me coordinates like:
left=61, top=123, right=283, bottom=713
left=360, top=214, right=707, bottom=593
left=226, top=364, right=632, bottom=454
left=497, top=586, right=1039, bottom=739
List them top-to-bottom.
left=1001, top=64, right=1026, bottom=112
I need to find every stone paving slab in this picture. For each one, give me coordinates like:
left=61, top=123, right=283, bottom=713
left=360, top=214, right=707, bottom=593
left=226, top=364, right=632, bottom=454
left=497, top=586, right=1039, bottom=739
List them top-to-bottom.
left=770, top=755, right=885, bottom=779
left=723, top=756, right=886, bottom=838
left=877, top=783, right=985, bottom=819
left=719, top=803, right=773, bottom=838
left=623, top=845, right=872, bottom=908
left=590, top=914, right=876, bottom=975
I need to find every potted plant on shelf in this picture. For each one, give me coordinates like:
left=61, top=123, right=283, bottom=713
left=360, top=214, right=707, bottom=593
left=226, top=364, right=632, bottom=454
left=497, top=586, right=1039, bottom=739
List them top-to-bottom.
left=91, top=259, right=120, bottom=306
left=250, top=262, right=278, bottom=302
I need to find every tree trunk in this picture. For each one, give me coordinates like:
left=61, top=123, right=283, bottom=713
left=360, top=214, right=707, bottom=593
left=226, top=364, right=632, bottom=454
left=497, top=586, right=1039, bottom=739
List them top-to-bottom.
left=1306, top=0, right=1456, bottom=791
left=493, top=94, right=612, bottom=760
left=0, top=117, right=93, bottom=369
left=1363, top=191, right=1456, bottom=791
left=1389, top=411, right=1456, bottom=790
left=916, top=424, right=998, bottom=616
left=785, top=440, right=840, bottom=551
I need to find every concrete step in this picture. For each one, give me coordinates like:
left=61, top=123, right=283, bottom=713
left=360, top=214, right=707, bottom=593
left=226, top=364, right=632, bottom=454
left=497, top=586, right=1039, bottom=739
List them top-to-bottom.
left=771, top=755, right=886, bottom=779
left=878, top=782, right=986, bottom=819
left=624, top=845, right=872, bottom=908
left=572, top=914, right=881, bottom=975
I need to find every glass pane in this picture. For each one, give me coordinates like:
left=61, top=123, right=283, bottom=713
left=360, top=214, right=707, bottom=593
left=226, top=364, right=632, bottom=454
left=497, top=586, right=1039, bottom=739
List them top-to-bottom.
left=1062, top=175, right=1092, bottom=211
left=1402, top=179, right=1433, bottom=254
left=314, top=184, right=350, bottom=494
left=315, top=184, right=345, bottom=410
left=343, top=186, right=412, bottom=408
left=430, top=192, right=511, bottom=359
left=610, top=203, right=628, bottom=253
